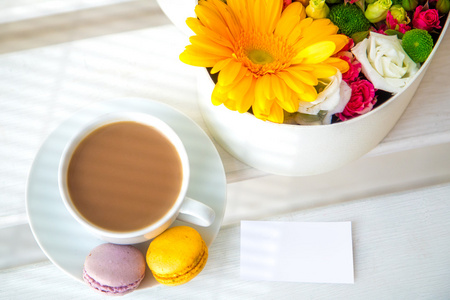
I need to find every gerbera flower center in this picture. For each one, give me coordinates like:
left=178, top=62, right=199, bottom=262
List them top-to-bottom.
left=235, top=30, right=295, bottom=77
left=247, top=49, right=274, bottom=65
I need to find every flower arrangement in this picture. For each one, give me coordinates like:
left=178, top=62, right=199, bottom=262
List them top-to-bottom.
left=180, top=0, right=448, bottom=125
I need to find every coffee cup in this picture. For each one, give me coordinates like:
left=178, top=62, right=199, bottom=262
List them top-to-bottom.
left=58, top=111, right=215, bottom=244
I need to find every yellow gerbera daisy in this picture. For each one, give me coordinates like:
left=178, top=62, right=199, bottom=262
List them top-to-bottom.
left=180, top=0, right=349, bottom=123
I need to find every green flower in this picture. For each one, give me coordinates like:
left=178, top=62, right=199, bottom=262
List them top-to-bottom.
left=306, top=0, right=330, bottom=19
left=365, top=0, right=392, bottom=23
left=329, top=4, right=371, bottom=36
left=390, top=4, right=408, bottom=23
left=402, top=29, right=434, bottom=63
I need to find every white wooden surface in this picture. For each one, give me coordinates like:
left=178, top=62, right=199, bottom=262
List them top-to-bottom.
left=0, top=0, right=139, bottom=24
left=1, top=1, right=450, bottom=298
left=2, top=183, right=450, bottom=299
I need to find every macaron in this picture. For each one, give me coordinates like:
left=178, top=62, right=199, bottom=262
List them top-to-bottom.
left=146, top=226, right=208, bottom=286
left=83, top=243, right=146, bottom=296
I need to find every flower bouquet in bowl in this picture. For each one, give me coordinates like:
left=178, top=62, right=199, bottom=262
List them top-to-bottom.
left=172, top=0, right=448, bottom=175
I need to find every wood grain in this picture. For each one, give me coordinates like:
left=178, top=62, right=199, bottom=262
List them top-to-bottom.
left=2, top=184, right=450, bottom=299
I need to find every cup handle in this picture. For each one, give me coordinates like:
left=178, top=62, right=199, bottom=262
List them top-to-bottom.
left=177, top=197, right=215, bottom=227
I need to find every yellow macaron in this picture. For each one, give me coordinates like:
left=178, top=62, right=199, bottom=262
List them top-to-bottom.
left=146, top=226, right=208, bottom=286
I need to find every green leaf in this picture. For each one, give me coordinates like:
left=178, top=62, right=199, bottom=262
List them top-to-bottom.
left=385, top=29, right=404, bottom=39
left=351, top=31, right=370, bottom=43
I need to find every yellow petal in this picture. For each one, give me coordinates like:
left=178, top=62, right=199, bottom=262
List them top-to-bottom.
left=206, top=0, right=241, bottom=38
left=227, top=0, right=249, bottom=30
left=250, top=0, right=261, bottom=30
left=263, top=0, right=282, bottom=33
left=274, top=2, right=304, bottom=39
left=195, top=5, right=229, bottom=38
left=186, top=17, right=203, bottom=34
left=299, top=17, right=314, bottom=30
left=186, top=18, right=234, bottom=49
left=309, top=18, right=334, bottom=31
left=293, top=20, right=339, bottom=51
left=286, top=23, right=304, bottom=45
left=327, top=35, right=349, bottom=55
left=190, top=36, right=233, bottom=57
left=294, top=41, right=335, bottom=64
left=181, top=45, right=225, bottom=59
left=180, top=47, right=222, bottom=67
left=323, top=57, right=349, bottom=74
left=211, top=58, right=233, bottom=74
left=218, top=61, right=245, bottom=86
left=308, top=64, right=338, bottom=78
left=289, top=65, right=314, bottom=71
left=285, top=67, right=318, bottom=86
left=276, top=71, right=306, bottom=94
left=278, top=71, right=318, bottom=101
left=228, top=72, right=253, bottom=101
left=261, top=74, right=275, bottom=100
left=271, top=74, right=289, bottom=105
left=270, top=75, right=299, bottom=113
left=255, top=76, right=269, bottom=105
left=237, top=77, right=256, bottom=113
left=211, top=84, right=227, bottom=106
left=299, top=84, right=318, bottom=102
left=275, top=86, right=298, bottom=113
left=298, top=92, right=316, bottom=102
left=252, top=96, right=274, bottom=121
left=223, top=99, right=238, bottom=111
left=267, top=103, right=284, bottom=124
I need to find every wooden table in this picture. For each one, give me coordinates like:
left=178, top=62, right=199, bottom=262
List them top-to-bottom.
left=1, top=1, right=450, bottom=298
left=3, top=184, right=450, bottom=298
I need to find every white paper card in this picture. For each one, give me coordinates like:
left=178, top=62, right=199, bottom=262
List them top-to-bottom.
left=240, top=221, right=354, bottom=284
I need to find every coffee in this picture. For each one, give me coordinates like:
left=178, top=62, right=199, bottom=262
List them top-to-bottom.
left=66, top=121, right=183, bottom=232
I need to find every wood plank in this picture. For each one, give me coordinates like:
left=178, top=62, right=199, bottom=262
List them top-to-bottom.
left=2, top=183, right=450, bottom=298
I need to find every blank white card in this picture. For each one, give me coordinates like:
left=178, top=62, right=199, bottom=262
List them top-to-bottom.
left=240, top=221, right=354, bottom=284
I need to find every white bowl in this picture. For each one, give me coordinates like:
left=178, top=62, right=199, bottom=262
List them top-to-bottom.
left=156, top=0, right=196, bottom=35
left=158, top=1, right=449, bottom=176
left=198, top=32, right=449, bottom=176
left=197, top=67, right=427, bottom=176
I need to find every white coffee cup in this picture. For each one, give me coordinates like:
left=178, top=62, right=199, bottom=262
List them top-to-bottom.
left=58, top=112, right=215, bottom=244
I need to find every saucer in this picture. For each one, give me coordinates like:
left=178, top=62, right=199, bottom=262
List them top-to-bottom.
left=26, top=98, right=227, bottom=290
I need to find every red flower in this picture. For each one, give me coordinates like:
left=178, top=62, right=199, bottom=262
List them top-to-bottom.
left=283, top=0, right=293, bottom=10
left=412, top=6, right=441, bottom=31
left=386, top=11, right=411, bottom=34
left=373, top=26, right=387, bottom=35
left=340, top=38, right=355, bottom=52
left=336, top=39, right=361, bottom=84
left=340, top=55, right=362, bottom=84
left=337, top=79, right=377, bottom=121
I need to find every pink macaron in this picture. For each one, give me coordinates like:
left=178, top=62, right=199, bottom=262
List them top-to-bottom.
left=83, top=243, right=146, bottom=296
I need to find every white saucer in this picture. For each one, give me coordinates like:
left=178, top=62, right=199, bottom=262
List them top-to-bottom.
left=26, top=98, right=227, bottom=290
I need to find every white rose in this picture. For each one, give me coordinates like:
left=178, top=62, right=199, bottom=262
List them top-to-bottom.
left=352, top=32, right=419, bottom=94
left=296, top=70, right=351, bottom=125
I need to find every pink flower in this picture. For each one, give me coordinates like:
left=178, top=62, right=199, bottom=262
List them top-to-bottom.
left=412, top=6, right=441, bottom=31
left=386, top=11, right=411, bottom=34
left=339, top=55, right=362, bottom=84
left=337, top=79, right=377, bottom=121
